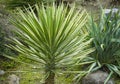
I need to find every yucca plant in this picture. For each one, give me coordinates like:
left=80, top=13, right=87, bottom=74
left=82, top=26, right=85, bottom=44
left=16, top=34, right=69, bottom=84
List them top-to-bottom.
left=5, top=4, right=94, bottom=84
left=86, top=10, right=120, bottom=83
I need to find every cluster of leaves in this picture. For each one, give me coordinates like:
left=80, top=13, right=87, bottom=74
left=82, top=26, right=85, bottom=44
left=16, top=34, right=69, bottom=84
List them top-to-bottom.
left=3, top=0, right=56, bottom=9
left=86, top=10, right=120, bottom=83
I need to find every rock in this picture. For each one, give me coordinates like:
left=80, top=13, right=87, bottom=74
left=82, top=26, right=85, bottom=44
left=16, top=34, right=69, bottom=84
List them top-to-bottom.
left=104, top=8, right=119, bottom=16
left=0, top=70, right=5, bottom=75
left=82, top=71, right=114, bottom=84
left=8, top=74, right=20, bottom=84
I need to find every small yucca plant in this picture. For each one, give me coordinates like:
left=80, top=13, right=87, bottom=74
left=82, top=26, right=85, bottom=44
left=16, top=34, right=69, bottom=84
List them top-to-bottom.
left=5, top=4, right=94, bottom=84
left=86, top=10, right=120, bottom=83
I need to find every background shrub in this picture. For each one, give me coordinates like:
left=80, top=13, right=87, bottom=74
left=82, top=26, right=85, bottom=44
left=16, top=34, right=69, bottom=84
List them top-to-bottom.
left=3, top=0, right=56, bottom=9
left=85, top=10, right=120, bottom=83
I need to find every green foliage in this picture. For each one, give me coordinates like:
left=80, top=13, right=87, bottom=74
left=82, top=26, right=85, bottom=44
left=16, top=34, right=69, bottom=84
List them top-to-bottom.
left=4, top=0, right=56, bottom=9
left=6, top=4, right=94, bottom=84
left=86, top=10, right=120, bottom=83
left=0, top=25, right=15, bottom=59
left=0, top=26, right=5, bottom=57
left=0, top=26, right=13, bottom=57
left=0, top=26, right=17, bottom=69
left=0, top=59, right=17, bottom=70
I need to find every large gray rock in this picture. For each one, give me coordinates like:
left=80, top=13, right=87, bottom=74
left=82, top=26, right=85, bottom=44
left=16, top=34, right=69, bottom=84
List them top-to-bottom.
left=82, top=71, right=114, bottom=84
left=8, top=74, right=20, bottom=84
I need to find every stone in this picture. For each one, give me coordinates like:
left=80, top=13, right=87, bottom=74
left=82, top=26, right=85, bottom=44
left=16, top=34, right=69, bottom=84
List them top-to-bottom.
left=104, top=8, right=119, bottom=16
left=0, top=70, right=5, bottom=75
left=82, top=71, right=114, bottom=84
left=8, top=74, right=20, bottom=84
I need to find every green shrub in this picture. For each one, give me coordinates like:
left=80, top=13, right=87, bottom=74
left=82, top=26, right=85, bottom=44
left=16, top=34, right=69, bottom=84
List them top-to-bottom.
left=3, top=0, right=56, bottom=9
left=86, top=10, right=120, bottom=83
